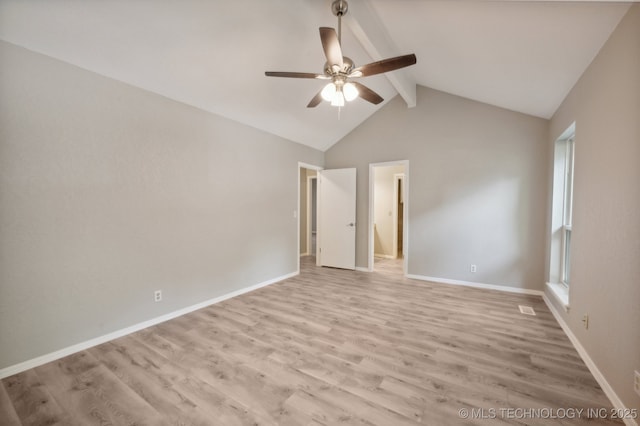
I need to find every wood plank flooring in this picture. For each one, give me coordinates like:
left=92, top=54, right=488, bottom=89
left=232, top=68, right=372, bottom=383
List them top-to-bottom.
left=1, top=257, right=621, bottom=425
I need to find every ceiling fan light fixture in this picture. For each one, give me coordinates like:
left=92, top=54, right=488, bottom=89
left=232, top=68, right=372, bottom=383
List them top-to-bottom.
left=264, top=0, right=416, bottom=109
left=321, top=82, right=337, bottom=101
left=343, top=82, right=358, bottom=101
left=331, top=90, right=345, bottom=107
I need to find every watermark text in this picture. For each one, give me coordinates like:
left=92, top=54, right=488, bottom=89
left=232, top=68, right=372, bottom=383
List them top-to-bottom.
left=457, top=407, right=638, bottom=421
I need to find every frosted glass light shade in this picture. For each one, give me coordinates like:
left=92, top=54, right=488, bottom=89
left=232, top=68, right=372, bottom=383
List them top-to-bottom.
left=343, top=82, right=358, bottom=101
left=321, top=83, right=336, bottom=101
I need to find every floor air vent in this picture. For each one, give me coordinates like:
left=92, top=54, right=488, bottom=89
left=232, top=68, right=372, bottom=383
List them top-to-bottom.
left=518, top=305, right=536, bottom=316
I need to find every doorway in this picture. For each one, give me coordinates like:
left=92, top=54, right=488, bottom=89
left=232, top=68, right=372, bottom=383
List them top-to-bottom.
left=369, top=161, right=408, bottom=274
left=298, top=163, right=321, bottom=272
left=307, top=175, right=318, bottom=257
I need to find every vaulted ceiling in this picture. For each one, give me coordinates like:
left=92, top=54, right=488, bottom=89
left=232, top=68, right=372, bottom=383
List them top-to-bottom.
left=0, top=0, right=632, bottom=151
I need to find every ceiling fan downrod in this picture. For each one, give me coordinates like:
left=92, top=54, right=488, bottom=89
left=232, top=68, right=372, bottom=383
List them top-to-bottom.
left=331, top=0, right=348, bottom=44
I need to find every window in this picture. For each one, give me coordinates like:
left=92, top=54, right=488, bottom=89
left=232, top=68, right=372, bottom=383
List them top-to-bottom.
left=547, top=123, right=575, bottom=309
left=561, top=136, right=575, bottom=287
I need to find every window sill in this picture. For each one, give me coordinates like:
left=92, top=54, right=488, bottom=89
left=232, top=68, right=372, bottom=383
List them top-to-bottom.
left=546, top=282, right=570, bottom=312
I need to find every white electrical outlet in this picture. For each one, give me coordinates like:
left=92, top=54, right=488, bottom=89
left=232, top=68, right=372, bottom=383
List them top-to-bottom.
left=470, top=264, right=477, bottom=273
left=154, top=290, right=162, bottom=302
left=634, top=370, right=640, bottom=397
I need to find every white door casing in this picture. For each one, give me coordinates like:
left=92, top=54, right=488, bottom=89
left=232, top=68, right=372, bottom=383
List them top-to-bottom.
left=318, top=168, right=356, bottom=270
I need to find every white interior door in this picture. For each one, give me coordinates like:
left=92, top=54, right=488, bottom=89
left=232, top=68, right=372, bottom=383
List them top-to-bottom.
left=318, top=168, right=356, bottom=270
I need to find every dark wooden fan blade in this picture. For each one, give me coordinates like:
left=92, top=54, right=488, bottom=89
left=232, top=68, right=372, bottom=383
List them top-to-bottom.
left=319, top=27, right=343, bottom=70
left=352, top=54, right=416, bottom=77
left=265, top=71, right=326, bottom=79
left=352, top=82, right=384, bottom=105
left=307, top=90, right=324, bottom=108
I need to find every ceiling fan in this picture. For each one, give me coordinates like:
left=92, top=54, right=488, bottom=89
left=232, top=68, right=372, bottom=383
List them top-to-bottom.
left=265, top=0, right=417, bottom=108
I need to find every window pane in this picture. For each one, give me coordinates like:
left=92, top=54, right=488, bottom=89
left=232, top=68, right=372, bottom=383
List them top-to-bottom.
left=564, top=138, right=575, bottom=226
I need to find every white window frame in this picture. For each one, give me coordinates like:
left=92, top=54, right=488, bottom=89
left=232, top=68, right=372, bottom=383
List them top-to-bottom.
left=560, top=136, right=575, bottom=288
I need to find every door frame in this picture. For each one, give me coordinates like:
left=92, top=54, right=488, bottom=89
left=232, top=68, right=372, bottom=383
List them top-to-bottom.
left=368, top=160, right=409, bottom=273
left=298, top=162, right=323, bottom=274
left=306, top=175, right=318, bottom=257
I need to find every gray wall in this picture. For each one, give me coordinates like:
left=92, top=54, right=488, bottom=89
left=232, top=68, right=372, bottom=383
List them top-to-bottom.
left=545, top=5, right=640, bottom=412
left=0, top=41, right=323, bottom=369
left=325, top=85, right=549, bottom=291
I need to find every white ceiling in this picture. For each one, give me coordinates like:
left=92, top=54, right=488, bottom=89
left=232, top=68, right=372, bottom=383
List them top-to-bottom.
left=0, top=0, right=632, bottom=151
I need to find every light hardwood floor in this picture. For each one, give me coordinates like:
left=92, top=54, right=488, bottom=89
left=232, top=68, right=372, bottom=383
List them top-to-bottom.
left=1, top=257, right=621, bottom=425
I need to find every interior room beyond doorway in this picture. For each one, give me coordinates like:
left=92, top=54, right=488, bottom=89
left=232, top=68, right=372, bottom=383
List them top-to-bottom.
left=371, top=162, right=407, bottom=274
left=299, top=166, right=318, bottom=259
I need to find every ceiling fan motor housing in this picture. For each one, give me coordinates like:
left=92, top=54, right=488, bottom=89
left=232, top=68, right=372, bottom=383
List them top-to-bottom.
left=324, top=56, right=355, bottom=76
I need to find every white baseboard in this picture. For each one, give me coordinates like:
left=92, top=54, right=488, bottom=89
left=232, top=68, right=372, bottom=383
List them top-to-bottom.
left=355, top=266, right=371, bottom=272
left=0, top=271, right=298, bottom=379
left=406, top=274, right=544, bottom=296
left=542, top=294, right=638, bottom=426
